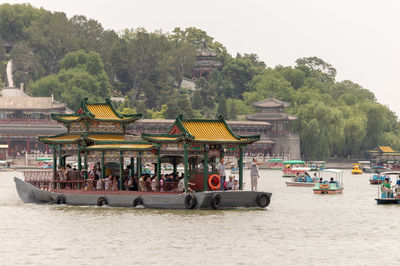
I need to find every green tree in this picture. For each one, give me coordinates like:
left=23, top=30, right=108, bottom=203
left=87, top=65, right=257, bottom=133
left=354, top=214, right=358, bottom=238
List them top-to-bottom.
left=30, top=50, right=110, bottom=110
left=295, top=57, right=337, bottom=82
left=217, top=97, right=228, bottom=118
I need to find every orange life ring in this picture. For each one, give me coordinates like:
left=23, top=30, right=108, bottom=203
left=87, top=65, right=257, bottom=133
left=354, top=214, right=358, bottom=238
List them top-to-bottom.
left=208, top=174, right=221, bottom=190
left=319, top=184, right=330, bottom=189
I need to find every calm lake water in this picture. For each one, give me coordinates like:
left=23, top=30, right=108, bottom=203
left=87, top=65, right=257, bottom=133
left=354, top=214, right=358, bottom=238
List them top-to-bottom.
left=1, top=170, right=399, bottom=265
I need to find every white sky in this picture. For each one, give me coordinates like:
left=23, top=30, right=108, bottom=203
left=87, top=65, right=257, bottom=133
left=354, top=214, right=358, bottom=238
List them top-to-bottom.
left=2, top=0, right=400, bottom=116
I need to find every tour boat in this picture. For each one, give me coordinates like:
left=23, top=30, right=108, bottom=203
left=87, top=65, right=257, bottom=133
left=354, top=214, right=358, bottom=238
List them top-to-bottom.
left=14, top=99, right=272, bottom=209
left=266, top=159, right=283, bottom=170
left=282, top=160, right=306, bottom=177
left=351, top=164, right=363, bottom=175
left=313, top=169, right=344, bottom=194
left=375, top=171, right=400, bottom=204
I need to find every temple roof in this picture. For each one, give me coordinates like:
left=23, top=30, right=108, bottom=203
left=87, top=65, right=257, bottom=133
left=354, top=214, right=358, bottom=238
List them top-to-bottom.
left=0, top=88, right=69, bottom=111
left=253, top=95, right=290, bottom=109
left=51, top=98, right=141, bottom=123
left=142, top=115, right=260, bottom=145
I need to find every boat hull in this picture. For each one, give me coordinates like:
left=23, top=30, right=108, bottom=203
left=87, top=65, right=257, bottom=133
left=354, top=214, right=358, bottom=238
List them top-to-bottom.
left=14, top=177, right=271, bottom=209
left=369, top=179, right=384, bottom=185
left=285, top=181, right=315, bottom=187
left=313, top=188, right=343, bottom=194
left=375, top=198, right=400, bottom=204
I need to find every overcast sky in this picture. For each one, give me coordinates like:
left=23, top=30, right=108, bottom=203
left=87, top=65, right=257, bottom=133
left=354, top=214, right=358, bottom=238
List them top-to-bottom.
left=3, top=0, right=400, bottom=116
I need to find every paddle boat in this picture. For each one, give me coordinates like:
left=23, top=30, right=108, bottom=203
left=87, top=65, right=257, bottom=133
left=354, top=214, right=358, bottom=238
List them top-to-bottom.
left=14, top=99, right=272, bottom=209
left=266, top=159, right=283, bottom=170
left=282, top=160, right=306, bottom=177
left=308, top=161, right=325, bottom=171
left=351, top=163, right=363, bottom=175
left=285, top=169, right=316, bottom=187
left=313, top=169, right=344, bottom=194
left=369, top=171, right=391, bottom=185
left=375, top=171, right=400, bottom=204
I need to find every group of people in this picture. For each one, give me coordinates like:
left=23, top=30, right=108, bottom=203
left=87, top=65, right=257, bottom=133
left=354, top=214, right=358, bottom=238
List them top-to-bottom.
left=55, top=157, right=264, bottom=192
left=217, top=157, right=261, bottom=191
left=84, top=164, right=190, bottom=193
left=380, top=177, right=400, bottom=198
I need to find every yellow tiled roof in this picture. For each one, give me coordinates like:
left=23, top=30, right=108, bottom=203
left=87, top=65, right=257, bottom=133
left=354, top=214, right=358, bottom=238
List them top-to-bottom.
left=87, top=104, right=130, bottom=120
left=57, top=116, right=81, bottom=121
left=181, top=121, right=238, bottom=142
left=42, top=134, right=81, bottom=142
left=87, top=134, right=125, bottom=141
left=151, top=136, right=180, bottom=141
left=85, top=144, right=154, bottom=150
left=379, top=146, right=395, bottom=153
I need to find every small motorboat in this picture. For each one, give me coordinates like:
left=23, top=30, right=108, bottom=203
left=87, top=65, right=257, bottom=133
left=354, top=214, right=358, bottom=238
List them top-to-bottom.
left=266, top=159, right=283, bottom=170
left=281, top=160, right=306, bottom=177
left=307, top=161, right=325, bottom=171
left=351, top=164, right=363, bottom=175
left=313, top=169, right=344, bottom=194
left=375, top=171, right=400, bottom=204
left=369, top=172, right=390, bottom=185
left=285, top=173, right=316, bottom=187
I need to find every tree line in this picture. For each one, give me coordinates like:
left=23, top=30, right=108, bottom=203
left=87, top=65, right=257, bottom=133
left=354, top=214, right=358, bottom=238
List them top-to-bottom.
left=0, top=3, right=399, bottom=159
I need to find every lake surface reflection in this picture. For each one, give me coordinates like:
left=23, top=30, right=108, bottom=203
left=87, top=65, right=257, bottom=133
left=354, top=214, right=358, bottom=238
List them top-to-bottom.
left=1, top=170, right=399, bottom=265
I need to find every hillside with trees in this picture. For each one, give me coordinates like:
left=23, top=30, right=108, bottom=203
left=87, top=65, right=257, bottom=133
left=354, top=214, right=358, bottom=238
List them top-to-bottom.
left=0, top=3, right=399, bottom=159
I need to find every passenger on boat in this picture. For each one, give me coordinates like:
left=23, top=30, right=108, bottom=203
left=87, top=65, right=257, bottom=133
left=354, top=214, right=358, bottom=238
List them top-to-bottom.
left=217, top=158, right=227, bottom=191
left=250, top=158, right=261, bottom=191
left=65, top=165, right=73, bottom=189
left=57, top=166, right=66, bottom=189
left=295, top=172, right=301, bottom=182
left=313, top=173, right=318, bottom=182
left=104, top=174, right=112, bottom=190
left=139, top=174, right=147, bottom=191
left=226, top=175, right=235, bottom=190
left=111, top=176, right=118, bottom=191
left=126, top=176, right=134, bottom=190
left=151, top=176, right=158, bottom=191
left=178, top=176, right=195, bottom=193
left=96, top=177, right=103, bottom=190
left=319, top=178, right=324, bottom=183
left=329, top=178, right=336, bottom=184
left=381, top=178, right=393, bottom=198
left=233, top=179, right=239, bottom=190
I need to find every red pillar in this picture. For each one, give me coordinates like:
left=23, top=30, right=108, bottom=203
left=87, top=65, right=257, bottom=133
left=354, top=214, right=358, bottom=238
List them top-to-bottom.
left=7, top=137, right=11, bottom=156
left=27, top=138, right=31, bottom=154
left=46, top=144, right=49, bottom=154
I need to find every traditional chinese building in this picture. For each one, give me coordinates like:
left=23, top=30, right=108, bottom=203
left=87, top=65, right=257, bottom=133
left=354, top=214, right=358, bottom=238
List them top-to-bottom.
left=192, top=48, right=222, bottom=79
left=0, top=86, right=71, bottom=157
left=246, top=94, right=300, bottom=159
left=38, top=99, right=259, bottom=191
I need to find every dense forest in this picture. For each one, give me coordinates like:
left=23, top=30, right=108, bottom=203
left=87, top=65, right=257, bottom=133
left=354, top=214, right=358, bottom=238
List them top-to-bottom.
left=0, top=3, right=399, bottom=159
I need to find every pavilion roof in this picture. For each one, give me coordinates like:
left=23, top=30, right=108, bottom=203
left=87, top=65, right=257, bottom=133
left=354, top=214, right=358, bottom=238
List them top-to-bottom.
left=253, top=95, right=290, bottom=109
left=51, top=98, right=141, bottom=123
left=142, top=115, right=259, bottom=145
left=378, top=146, right=395, bottom=153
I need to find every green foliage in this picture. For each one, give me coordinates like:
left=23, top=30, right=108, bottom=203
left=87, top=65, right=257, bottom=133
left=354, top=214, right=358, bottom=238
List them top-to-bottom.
left=30, top=50, right=110, bottom=110
left=148, top=104, right=168, bottom=119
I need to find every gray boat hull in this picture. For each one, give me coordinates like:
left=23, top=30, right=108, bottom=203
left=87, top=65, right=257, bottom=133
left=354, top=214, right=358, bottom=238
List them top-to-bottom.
left=14, top=177, right=271, bottom=209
